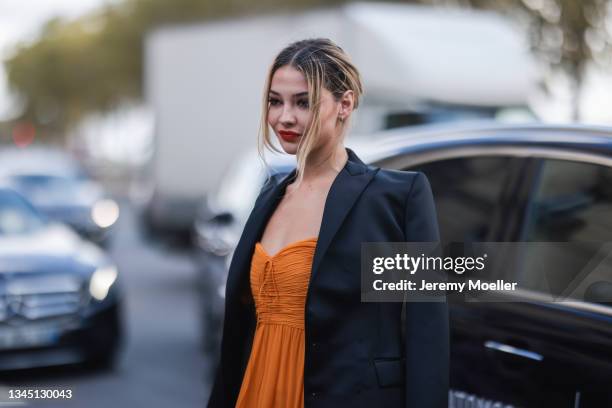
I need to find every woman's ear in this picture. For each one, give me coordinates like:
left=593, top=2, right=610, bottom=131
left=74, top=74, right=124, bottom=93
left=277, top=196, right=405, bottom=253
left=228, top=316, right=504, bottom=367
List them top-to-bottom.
left=339, top=90, right=355, bottom=120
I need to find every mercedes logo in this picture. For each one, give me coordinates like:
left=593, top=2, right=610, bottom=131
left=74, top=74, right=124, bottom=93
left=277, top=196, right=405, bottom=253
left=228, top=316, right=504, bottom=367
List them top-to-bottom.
left=4, top=295, right=24, bottom=324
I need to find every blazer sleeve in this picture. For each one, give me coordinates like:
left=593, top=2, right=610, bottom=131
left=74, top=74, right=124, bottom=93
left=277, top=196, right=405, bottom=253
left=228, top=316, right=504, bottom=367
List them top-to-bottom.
left=404, top=171, right=439, bottom=242
left=403, top=172, right=449, bottom=408
left=208, top=365, right=227, bottom=407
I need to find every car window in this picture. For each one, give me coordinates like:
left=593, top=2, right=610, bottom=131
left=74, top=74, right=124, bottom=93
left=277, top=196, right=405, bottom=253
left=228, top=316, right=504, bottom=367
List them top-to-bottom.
left=409, top=156, right=520, bottom=242
left=519, top=159, right=612, bottom=299
left=523, top=160, right=612, bottom=241
left=11, top=174, right=82, bottom=194
left=0, top=191, right=45, bottom=235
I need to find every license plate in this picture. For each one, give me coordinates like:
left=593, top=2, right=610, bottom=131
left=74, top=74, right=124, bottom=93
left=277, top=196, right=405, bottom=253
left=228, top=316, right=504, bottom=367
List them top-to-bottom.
left=0, top=327, right=60, bottom=349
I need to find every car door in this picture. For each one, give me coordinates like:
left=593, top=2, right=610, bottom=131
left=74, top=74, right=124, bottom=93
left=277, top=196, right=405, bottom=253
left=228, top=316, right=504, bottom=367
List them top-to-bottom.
left=403, top=152, right=534, bottom=405
left=474, top=155, right=612, bottom=408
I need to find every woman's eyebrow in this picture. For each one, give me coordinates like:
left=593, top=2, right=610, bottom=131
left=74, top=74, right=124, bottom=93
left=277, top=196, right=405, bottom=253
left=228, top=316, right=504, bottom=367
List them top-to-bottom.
left=269, top=90, right=308, bottom=97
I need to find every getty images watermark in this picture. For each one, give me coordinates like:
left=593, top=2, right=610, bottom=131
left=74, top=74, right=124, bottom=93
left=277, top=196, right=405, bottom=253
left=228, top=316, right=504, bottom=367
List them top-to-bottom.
left=361, top=242, right=612, bottom=303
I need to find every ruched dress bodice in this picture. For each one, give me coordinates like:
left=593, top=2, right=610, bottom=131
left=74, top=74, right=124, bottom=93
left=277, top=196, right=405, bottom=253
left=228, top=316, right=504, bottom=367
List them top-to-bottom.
left=235, top=237, right=317, bottom=408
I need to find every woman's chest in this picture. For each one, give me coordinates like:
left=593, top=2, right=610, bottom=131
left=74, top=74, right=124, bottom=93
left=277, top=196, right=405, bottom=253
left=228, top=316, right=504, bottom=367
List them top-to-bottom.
left=260, top=188, right=328, bottom=248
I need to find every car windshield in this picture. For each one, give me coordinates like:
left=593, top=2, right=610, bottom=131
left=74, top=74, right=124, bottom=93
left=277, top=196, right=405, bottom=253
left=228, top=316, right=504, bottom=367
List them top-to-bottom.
left=213, top=155, right=267, bottom=221
left=213, top=156, right=292, bottom=223
left=11, top=174, right=82, bottom=195
left=0, top=190, right=45, bottom=235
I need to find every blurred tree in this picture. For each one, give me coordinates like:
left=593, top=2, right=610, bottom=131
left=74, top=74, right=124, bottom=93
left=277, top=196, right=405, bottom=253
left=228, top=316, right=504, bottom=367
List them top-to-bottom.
left=422, top=0, right=612, bottom=120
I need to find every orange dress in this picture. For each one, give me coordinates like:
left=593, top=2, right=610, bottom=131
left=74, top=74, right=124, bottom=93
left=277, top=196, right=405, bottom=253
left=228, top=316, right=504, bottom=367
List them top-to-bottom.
left=235, top=237, right=317, bottom=408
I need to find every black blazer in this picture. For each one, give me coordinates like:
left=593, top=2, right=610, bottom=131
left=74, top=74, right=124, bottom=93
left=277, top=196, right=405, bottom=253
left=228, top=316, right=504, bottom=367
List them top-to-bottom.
left=208, top=147, right=448, bottom=408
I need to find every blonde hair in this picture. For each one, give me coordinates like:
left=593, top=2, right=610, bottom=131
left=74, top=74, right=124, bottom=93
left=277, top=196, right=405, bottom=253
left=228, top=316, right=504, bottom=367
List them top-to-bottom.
left=258, top=38, right=363, bottom=188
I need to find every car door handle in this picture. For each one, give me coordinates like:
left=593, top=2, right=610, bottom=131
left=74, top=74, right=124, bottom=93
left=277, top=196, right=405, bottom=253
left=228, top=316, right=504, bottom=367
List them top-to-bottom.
left=484, top=340, right=543, bottom=362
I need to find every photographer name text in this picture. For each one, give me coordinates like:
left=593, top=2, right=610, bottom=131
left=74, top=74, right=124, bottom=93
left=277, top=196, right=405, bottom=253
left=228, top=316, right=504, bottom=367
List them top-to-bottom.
left=372, top=279, right=517, bottom=292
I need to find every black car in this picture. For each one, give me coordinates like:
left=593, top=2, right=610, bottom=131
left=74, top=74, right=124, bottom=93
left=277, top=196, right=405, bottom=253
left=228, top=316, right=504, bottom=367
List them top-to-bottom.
left=366, top=123, right=612, bottom=407
left=0, top=188, right=123, bottom=370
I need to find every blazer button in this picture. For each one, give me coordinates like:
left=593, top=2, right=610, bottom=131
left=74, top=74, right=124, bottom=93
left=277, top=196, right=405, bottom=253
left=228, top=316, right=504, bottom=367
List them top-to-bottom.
left=311, top=342, right=317, bottom=348
left=311, top=392, right=317, bottom=398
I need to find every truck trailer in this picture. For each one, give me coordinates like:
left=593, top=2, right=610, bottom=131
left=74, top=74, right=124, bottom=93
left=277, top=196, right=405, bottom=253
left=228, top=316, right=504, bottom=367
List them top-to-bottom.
left=143, top=2, right=539, bottom=240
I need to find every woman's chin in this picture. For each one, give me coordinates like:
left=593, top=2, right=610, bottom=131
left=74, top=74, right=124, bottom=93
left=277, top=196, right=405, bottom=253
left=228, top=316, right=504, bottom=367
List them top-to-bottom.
left=278, top=141, right=299, bottom=155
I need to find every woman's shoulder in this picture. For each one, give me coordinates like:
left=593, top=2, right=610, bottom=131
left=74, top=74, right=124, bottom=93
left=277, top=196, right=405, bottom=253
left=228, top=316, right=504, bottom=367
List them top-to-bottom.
left=371, top=166, right=430, bottom=195
left=374, top=166, right=423, bottom=181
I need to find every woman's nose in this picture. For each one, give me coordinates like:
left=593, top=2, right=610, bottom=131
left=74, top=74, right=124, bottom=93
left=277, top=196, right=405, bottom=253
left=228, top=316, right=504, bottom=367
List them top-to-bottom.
left=279, top=106, right=296, bottom=125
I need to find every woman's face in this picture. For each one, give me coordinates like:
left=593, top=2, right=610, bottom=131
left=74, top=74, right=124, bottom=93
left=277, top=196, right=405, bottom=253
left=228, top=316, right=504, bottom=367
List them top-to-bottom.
left=267, top=65, right=342, bottom=155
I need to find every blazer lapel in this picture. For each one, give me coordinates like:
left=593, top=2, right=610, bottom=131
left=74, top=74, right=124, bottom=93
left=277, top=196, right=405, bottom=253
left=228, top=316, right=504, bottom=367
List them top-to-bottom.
left=225, top=147, right=379, bottom=304
left=309, top=148, right=378, bottom=284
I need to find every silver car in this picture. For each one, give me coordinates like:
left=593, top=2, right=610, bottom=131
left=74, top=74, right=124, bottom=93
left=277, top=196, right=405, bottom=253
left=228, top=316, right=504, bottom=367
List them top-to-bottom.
left=193, top=149, right=295, bottom=369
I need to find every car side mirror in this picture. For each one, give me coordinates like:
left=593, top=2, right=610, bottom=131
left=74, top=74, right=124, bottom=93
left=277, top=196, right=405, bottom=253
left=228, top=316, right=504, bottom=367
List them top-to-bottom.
left=210, top=211, right=234, bottom=225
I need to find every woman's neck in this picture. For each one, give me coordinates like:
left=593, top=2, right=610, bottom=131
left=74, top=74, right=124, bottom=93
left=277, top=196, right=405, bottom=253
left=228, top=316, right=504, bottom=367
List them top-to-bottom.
left=285, top=144, right=348, bottom=195
left=301, top=144, right=348, bottom=182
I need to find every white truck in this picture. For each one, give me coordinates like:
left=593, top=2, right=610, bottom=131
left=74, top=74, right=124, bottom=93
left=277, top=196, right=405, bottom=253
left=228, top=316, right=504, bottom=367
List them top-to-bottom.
left=143, top=2, right=539, bottom=240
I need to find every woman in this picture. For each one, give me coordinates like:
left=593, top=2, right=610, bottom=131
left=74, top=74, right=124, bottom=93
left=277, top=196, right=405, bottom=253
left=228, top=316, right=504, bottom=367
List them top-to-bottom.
left=208, top=38, right=448, bottom=408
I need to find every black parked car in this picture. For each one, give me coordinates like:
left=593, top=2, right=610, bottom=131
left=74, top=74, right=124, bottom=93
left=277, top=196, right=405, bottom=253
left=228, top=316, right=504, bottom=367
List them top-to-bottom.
left=366, top=123, right=612, bottom=407
left=198, top=124, right=612, bottom=407
left=0, top=188, right=122, bottom=370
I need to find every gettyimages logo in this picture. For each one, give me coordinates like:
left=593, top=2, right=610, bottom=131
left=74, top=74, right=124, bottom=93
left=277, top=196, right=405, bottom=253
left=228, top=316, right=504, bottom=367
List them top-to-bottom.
left=371, top=253, right=488, bottom=275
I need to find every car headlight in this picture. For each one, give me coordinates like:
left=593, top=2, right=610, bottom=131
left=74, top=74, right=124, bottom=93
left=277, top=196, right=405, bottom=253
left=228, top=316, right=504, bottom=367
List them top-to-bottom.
left=91, top=199, right=120, bottom=228
left=89, top=265, right=118, bottom=301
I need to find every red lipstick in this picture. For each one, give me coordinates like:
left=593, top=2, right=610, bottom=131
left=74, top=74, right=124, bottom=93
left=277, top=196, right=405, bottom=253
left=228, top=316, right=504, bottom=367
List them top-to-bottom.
left=278, top=130, right=301, bottom=143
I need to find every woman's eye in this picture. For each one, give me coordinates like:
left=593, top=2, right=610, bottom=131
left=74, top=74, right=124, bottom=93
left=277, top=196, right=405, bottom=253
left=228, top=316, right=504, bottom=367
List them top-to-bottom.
left=268, top=98, right=281, bottom=106
left=297, top=99, right=309, bottom=109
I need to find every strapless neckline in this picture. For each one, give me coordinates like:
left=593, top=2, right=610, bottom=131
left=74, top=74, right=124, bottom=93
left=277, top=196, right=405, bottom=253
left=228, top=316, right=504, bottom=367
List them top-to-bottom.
left=256, top=237, right=317, bottom=259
